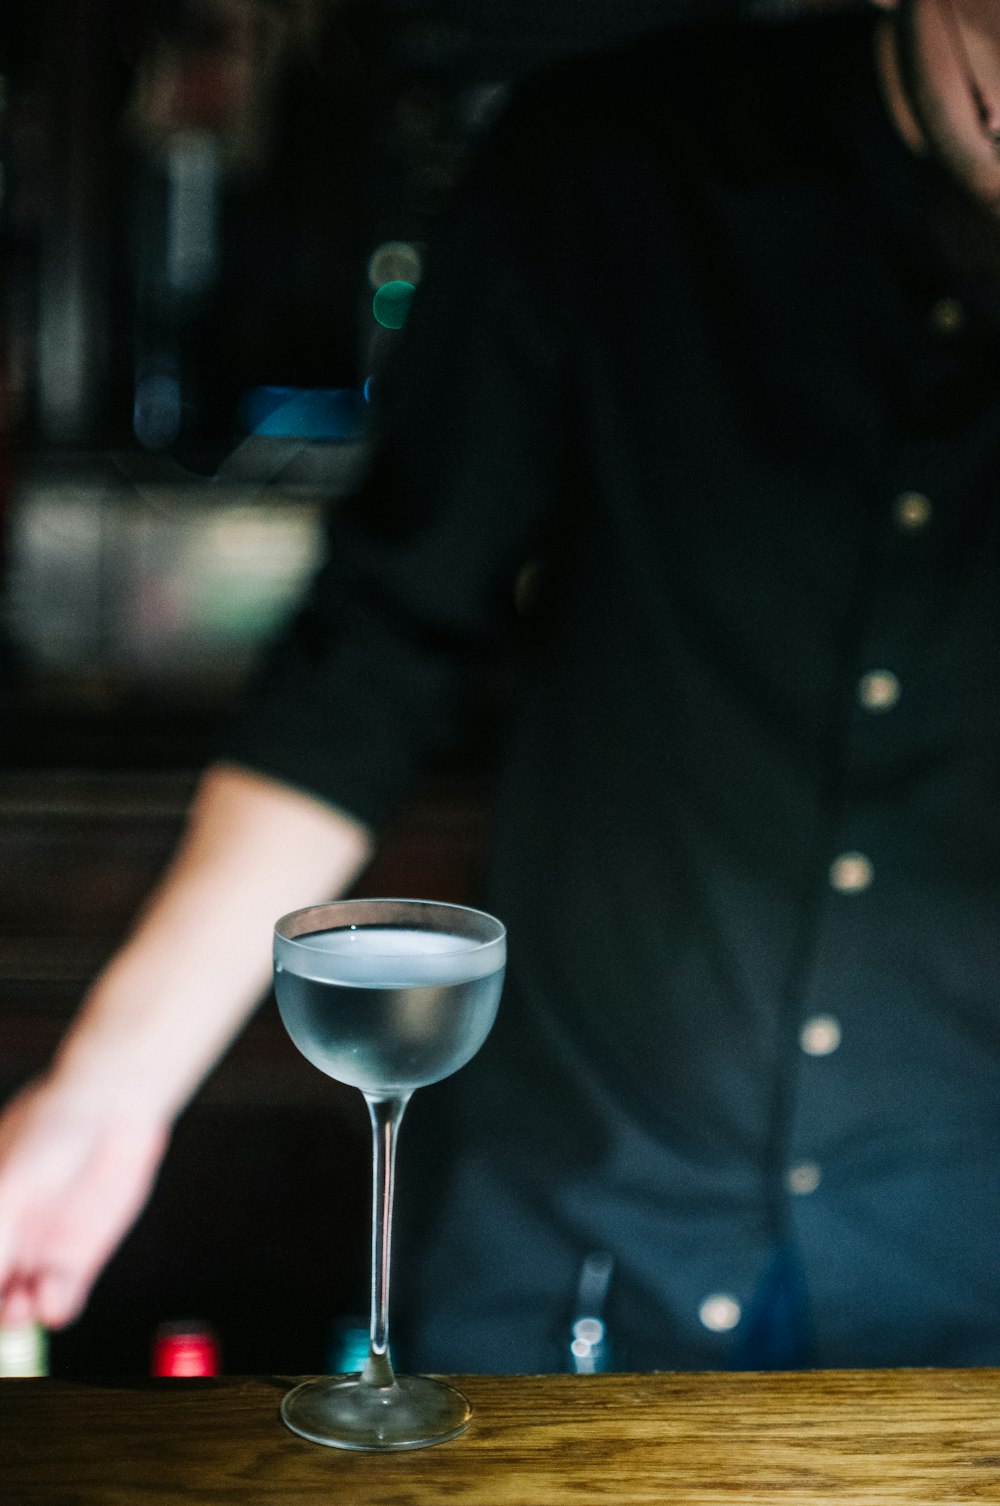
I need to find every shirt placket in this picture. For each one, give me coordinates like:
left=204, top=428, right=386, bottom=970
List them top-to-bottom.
left=782, top=451, right=948, bottom=1347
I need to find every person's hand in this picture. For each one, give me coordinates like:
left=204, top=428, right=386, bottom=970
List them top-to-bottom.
left=0, top=761, right=373, bottom=1334
left=0, top=1076, right=169, bottom=1329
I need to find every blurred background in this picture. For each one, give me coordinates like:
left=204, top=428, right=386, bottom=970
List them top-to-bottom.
left=0, top=0, right=862, bottom=1377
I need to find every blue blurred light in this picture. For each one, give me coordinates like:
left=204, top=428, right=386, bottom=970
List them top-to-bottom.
left=239, top=386, right=368, bottom=439
left=326, top=1319, right=370, bottom=1376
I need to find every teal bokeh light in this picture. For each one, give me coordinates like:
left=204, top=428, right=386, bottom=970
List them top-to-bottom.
left=372, top=280, right=416, bottom=330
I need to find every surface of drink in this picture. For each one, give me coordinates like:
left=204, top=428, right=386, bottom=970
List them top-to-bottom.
left=274, top=925, right=504, bottom=1094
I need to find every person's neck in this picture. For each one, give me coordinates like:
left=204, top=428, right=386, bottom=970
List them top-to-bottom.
left=874, top=12, right=926, bottom=154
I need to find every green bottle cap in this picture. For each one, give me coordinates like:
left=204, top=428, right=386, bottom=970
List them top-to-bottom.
left=0, top=1322, right=49, bottom=1377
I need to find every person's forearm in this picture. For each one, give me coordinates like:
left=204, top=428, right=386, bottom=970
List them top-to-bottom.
left=47, top=761, right=375, bottom=1123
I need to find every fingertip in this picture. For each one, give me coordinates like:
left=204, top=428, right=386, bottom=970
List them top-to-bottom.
left=35, top=1273, right=85, bottom=1330
left=0, top=1278, right=36, bottom=1328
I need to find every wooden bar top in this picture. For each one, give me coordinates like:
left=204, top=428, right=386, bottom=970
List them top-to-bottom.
left=3, top=1369, right=1000, bottom=1504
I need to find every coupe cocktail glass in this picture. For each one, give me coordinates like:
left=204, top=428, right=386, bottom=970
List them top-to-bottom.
left=273, top=897, right=506, bottom=1450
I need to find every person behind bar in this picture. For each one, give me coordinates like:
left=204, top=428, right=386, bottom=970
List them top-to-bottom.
left=0, top=0, right=998, bottom=1371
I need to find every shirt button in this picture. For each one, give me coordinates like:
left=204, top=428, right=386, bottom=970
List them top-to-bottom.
left=928, top=296, right=965, bottom=336
left=893, top=491, right=932, bottom=531
left=857, top=669, right=901, bottom=712
left=829, top=851, right=874, bottom=893
left=800, top=1014, right=841, bottom=1056
left=786, top=1162, right=822, bottom=1196
left=698, top=1294, right=742, bottom=1332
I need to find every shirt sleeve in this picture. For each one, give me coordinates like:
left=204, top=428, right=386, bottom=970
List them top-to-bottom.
left=217, top=95, right=571, bottom=831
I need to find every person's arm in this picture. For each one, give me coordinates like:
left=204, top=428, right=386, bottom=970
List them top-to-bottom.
left=0, top=760, right=373, bottom=1329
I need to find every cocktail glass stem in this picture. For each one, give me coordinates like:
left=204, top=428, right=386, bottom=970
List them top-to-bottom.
left=360, top=1092, right=409, bottom=1392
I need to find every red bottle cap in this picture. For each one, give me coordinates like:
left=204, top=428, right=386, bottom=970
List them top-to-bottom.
left=151, top=1321, right=220, bottom=1377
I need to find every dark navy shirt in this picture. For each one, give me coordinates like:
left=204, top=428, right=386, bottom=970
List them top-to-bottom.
left=224, top=13, right=1000, bottom=1369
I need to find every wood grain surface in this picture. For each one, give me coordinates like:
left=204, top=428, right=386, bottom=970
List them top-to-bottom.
left=3, top=1369, right=1000, bottom=1504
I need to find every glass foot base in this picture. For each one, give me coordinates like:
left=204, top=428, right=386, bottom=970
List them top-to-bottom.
left=280, top=1374, right=472, bottom=1451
